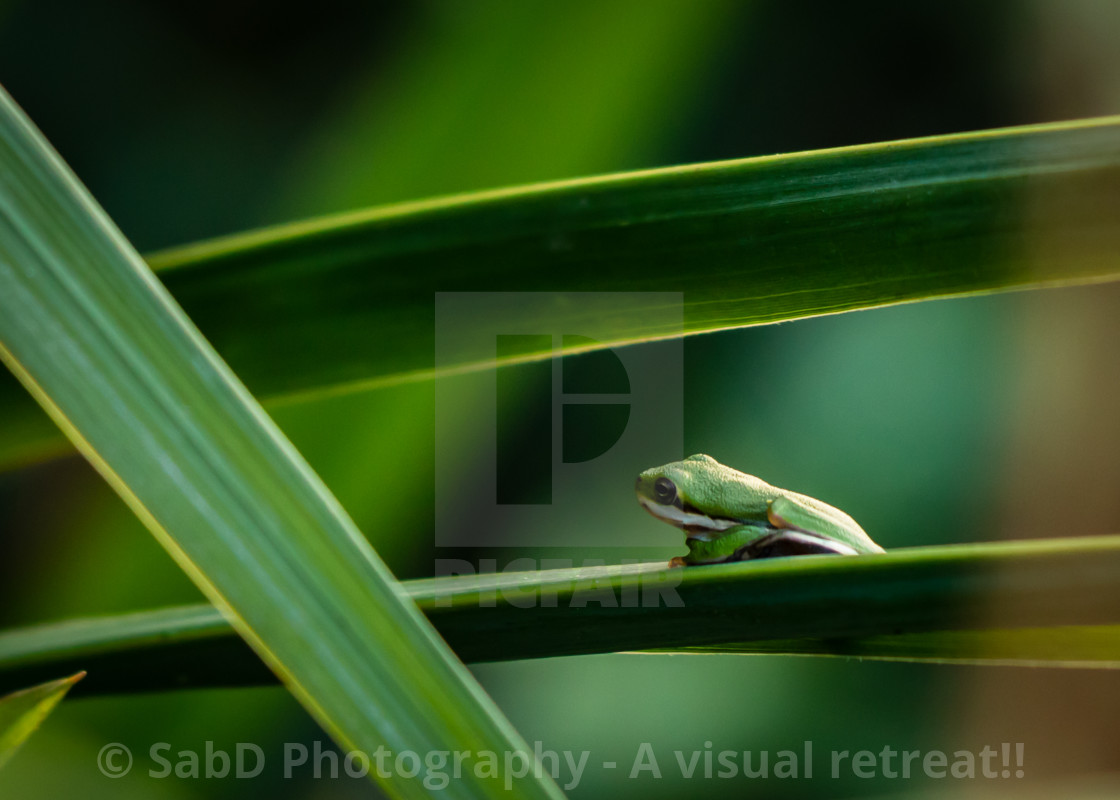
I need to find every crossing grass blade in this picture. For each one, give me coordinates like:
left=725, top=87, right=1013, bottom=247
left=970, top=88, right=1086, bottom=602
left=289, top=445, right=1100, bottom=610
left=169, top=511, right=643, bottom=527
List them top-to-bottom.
left=0, top=86, right=563, bottom=798
left=3, top=115, right=1120, bottom=471
left=4, top=536, right=1120, bottom=696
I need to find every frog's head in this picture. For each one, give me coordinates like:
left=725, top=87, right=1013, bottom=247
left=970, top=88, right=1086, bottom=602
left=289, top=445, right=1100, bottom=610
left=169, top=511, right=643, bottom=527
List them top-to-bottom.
left=635, top=454, right=772, bottom=541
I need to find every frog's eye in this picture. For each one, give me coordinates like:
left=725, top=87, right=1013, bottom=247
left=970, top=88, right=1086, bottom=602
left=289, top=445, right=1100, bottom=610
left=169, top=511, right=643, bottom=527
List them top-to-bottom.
left=653, top=477, right=677, bottom=505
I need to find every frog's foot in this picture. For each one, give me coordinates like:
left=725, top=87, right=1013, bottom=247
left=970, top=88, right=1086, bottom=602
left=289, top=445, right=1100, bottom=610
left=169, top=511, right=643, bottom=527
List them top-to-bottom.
left=668, top=556, right=689, bottom=568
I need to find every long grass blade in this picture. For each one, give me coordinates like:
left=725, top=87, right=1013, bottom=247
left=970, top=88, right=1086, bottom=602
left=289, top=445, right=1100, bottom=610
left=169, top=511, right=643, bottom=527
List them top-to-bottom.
left=0, top=86, right=562, bottom=797
left=4, top=116, right=1120, bottom=470
left=4, top=537, right=1120, bottom=696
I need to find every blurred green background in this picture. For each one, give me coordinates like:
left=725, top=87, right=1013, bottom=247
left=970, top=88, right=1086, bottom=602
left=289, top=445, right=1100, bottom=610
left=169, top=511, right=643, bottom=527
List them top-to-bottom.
left=2, top=0, right=1120, bottom=797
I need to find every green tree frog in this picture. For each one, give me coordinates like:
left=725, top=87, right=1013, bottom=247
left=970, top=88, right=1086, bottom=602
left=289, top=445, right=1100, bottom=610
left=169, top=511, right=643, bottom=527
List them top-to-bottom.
left=636, top=454, right=884, bottom=566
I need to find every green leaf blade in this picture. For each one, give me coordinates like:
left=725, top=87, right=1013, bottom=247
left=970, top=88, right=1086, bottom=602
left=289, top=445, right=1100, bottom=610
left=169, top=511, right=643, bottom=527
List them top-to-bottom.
left=0, top=86, right=562, bottom=798
left=4, top=116, right=1120, bottom=471
left=5, top=537, right=1120, bottom=697
left=0, top=672, right=83, bottom=770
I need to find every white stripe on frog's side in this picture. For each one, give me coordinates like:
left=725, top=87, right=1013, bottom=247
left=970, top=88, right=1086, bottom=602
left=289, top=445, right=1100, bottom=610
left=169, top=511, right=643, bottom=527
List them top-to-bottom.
left=636, top=495, right=741, bottom=540
left=737, top=530, right=862, bottom=559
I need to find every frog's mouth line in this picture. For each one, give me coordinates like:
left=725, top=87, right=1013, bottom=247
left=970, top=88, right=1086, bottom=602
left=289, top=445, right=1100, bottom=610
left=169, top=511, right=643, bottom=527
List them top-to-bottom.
left=637, top=495, right=744, bottom=541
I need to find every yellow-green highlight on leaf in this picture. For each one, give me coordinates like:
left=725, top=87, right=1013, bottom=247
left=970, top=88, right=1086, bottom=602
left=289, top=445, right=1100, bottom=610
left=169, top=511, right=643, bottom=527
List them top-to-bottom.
left=0, top=86, right=562, bottom=798
left=3, top=114, right=1120, bottom=473
left=5, top=536, right=1120, bottom=697
left=666, top=626, right=1120, bottom=668
left=0, top=672, right=83, bottom=770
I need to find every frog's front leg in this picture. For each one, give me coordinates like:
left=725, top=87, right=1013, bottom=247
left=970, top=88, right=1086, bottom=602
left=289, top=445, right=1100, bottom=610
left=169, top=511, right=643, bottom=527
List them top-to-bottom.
left=671, top=523, right=772, bottom=567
